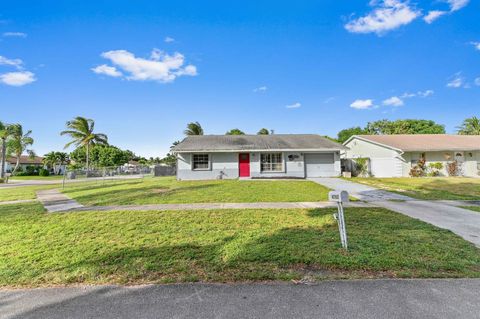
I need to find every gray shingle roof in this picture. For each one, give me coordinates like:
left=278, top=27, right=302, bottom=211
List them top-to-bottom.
left=172, top=134, right=346, bottom=152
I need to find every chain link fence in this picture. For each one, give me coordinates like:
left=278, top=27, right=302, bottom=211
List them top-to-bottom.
left=62, top=165, right=154, bottom=189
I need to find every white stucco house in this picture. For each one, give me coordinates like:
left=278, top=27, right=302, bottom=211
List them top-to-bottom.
left=172, top=134, right=346, bottom=180
left=343, top=134, right=480, bottom=178
left=2, top=156, right=45, bottom=173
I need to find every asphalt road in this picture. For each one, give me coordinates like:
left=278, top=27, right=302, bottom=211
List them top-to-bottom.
left=1, top=279, right=479, bottom=319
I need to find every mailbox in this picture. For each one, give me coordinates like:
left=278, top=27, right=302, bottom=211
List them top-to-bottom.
left=328, top=190, right=349, bottom=203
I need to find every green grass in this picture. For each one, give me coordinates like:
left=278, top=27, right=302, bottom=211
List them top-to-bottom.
left=10, top=175, right=64, bottom=181
left=61, top=177, right=332, bottom=205
left=352, top=177, right=480, bottom=200
left=0, top=184, right=57, bottom=202
left=0, top=203, right=479, bottom=287
left=462, top=206, right=480, bottom=213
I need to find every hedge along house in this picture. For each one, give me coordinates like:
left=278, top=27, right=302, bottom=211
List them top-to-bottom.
left=172, top=134, right=346, bottom=180
left=343, top=134, right=480, bottom=178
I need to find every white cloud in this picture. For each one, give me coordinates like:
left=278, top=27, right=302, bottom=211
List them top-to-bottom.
left=345, top=0, right=420, bottom=35
left=447, top=0, right=469, bottom=11
left=423, top=10, right=447, bottom=24
left=2, top=32, right=27, bottom=38
left=164, top=36, right=175, bottom=43
left=470, top=41, right=480, bottom=51
left=92, top=49, right=198, bottom=83
left=0, top=55, right=23, bottom=69
left=91, top=64, right=122, bottom=77
left=0, top=71, right=36, bottom=86
left=447, top=73, right=464, bottom=88
left=474, top=77, right=480, bottom=86
left=253, top=86, right=267, bottom=93
left=417, top=89, right=434, bottom=97
left=324, top=96, right=335, bottom=103
left=382, top=96, right=404, bottom=106
left=350, top=99, right=374, bottom=109
left=286, top=102, right=301, bottom=109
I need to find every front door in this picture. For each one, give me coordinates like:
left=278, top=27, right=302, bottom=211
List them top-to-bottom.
left=239, top=153, right=250, bottom=177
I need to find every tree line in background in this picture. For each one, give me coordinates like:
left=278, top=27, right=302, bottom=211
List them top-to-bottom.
left=1, top=116, right=479, bottom=179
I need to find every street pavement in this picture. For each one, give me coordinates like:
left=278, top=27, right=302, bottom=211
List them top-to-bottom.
left=1, top=279, right=479, bottom=319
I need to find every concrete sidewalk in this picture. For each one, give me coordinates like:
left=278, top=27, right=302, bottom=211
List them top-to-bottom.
left=310, top=178, right=480, bottom=247
left=36, top=189, right=84, bottom=213
left=1, top=279, right=479, bottom=319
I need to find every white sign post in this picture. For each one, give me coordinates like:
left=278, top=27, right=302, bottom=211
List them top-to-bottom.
left=328, top=190, right=349, bottom=250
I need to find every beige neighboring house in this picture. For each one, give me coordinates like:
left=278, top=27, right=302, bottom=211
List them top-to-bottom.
left=343, top=134, right=480, bottom=178
left=3, top=156, right=45, bottom=173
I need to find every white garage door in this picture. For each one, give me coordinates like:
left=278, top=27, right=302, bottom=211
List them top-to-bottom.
left=305, top=153, right=335, bottom=177
left=370, top=158, right=401, bottom=177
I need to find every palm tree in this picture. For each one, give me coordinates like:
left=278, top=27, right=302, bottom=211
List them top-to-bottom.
left=457, top=116, right=480, bottom=135
left=60, top=117, right=108, bottom=171
left=0, top=121, right=14, bottom=178
left=184, top=122, right=204, bottom=136
left=6, top=124, right=35, bottom=174
left=226, top=128, right=245, bottom=135
left=257, top=128, right=270, bottom=135
left=43, top=151, right=69, bottom=175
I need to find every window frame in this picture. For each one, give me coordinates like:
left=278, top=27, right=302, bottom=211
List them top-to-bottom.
left=260, top=152, right=284, bottom=173
left=191, top=153, right=211, bottom=171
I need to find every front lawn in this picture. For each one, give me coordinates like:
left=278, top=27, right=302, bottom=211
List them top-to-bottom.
left=62, top=177, right=332, bottom=205
left=352, top=177, right=480, bottom=200
left=0, top=203, right=479, bottom=287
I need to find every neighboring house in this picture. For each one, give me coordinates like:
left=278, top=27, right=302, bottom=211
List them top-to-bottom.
left=172, top=134, right=345, bottom=180
left=344, top=134, right=480, bottom=177
left=3, top=156, right=45, bottom=173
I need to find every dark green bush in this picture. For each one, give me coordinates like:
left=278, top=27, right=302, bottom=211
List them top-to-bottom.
left=39, top=168, right=50, bottom=176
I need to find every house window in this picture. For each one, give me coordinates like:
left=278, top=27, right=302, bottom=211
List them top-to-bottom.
left=260, top=153, right=283, bottom=172
left=192, top=154, right=209, bottom=170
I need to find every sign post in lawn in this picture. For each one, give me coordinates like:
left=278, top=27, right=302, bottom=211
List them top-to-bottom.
left=329, top=190, right=349, bottom=250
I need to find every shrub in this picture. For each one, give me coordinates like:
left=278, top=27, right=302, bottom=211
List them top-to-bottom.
left=353, top=158, right=370, bottom=177
left=409, top=158, right=427, bottom=177
left=446, top=161, right=459, bottom=176
left=427, top=162, right=443, bottom=177
left=39, top=168, right=50, bottom=176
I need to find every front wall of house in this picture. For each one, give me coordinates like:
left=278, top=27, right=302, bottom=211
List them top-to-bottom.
left=177, top=151, right=341, bottom=180
left=398, top=151, right=480, bottom=177
left=177, top=153, right=239, bottom=180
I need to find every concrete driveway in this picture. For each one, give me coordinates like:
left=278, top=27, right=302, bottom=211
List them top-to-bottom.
left=310, top=178, right=480, bottom=247
left=1, top=280, right=479, bottom=319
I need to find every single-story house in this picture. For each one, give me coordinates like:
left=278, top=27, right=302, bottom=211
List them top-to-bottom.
left=172, top=134, right=346, bottom=180
left=343, top=134, right=480, bottom=177
left=2, top=156, right=45, bottom=173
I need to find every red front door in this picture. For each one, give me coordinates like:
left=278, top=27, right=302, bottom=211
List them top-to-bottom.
left=239, top=153, right=250, bottom=177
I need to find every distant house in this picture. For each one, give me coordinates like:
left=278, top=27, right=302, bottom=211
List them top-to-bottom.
left=172, top=134, right=346, bottom=180
left=344, top=134, right=480, bottom=177
left=3, top=156, right=45, bottom=173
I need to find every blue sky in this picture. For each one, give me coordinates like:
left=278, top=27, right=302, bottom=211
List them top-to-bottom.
left=1, top=0, right=479, bottom=157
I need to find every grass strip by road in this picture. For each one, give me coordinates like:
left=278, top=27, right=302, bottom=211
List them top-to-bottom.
left=352, top=177, right=480, bottom=200
left=0, top=202, right=478, bottom=287
left=462, top=206, right=480, bottom=213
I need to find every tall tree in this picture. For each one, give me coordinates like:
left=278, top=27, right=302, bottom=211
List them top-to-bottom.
left=60, top=116, right=108, bottom=171
left=457, top=116, right=480, bottom=135
left=365, top=119, right=445, bottom=135
left=0, top=121, right=14, bottom=178
left=184, top=122, right=204, bottom=136
left=7, top=124, right=35, bottom=174
left=337, top=126, right=368, bottom=143
left=226, top=128, right=245, bottom=135
left=257, top=128, right=270, bottom=135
